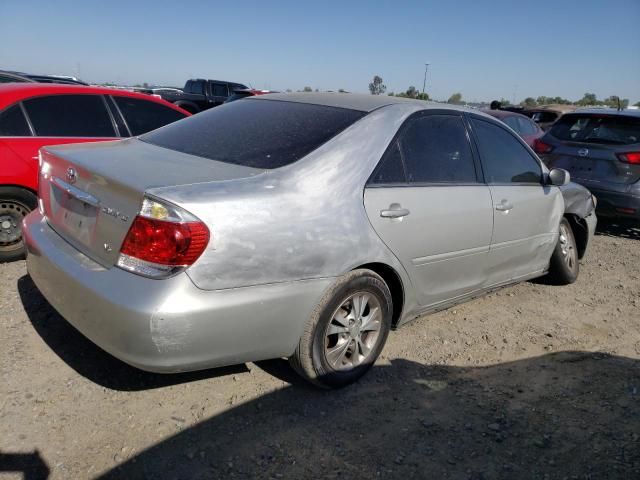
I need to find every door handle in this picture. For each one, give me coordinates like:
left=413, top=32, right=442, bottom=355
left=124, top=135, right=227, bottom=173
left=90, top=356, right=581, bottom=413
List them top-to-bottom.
left=495, top=200, right=514, bottom=212
left=380, top=206, right=410, bottom=218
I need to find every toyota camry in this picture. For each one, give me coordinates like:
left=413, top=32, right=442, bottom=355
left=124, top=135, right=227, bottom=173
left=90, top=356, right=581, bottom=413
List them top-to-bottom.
left=23, top=93, right=596, bottom=388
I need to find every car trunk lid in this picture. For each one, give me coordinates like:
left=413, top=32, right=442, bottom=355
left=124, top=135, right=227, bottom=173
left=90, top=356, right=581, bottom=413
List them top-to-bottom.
left=38, top=138, right=264, bottom=267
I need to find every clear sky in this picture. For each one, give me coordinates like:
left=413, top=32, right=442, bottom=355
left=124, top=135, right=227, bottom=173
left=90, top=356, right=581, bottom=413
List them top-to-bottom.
left=1, top=0, right=639, bottom=103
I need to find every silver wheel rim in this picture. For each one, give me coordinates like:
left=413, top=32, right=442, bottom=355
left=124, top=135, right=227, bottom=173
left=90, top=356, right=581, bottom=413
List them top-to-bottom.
left=0, top=200, right=29, bottom=251
left=559, top=224, right=576, bottom=270
left=324, top=291, right=382, bottom=371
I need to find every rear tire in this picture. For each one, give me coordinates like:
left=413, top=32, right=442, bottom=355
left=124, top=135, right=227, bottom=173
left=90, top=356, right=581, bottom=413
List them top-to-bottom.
left=0, top=187, right=37, bottom=262
left=547, top=217, right=579, bottom=285
left=289, top=269, right=392, bottom=389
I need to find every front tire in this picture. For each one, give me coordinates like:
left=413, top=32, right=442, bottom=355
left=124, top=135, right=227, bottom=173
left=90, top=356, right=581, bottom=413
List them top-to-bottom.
left=0, top=187, right=37, bottom=262
left=547, top=217, right=579, bottom=285
left=289, top=269, right=392, bottom=388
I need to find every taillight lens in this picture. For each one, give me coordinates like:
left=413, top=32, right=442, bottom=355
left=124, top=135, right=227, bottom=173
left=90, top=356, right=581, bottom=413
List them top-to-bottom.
left=533, top=138, right=554, bottom=154
left=617, top=152, right=640, bottom=164
left=117, top=197, right=209, bottom=278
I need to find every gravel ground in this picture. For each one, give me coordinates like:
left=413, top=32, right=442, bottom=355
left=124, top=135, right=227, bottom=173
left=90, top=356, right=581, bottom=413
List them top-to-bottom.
left=1, top=220, right=639, bottom=480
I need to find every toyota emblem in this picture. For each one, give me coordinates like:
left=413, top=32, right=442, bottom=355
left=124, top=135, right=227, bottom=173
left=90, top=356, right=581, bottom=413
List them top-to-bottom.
left=577, top=148, right=589, bottom=157
left=66, top=167, right=77, bottom=184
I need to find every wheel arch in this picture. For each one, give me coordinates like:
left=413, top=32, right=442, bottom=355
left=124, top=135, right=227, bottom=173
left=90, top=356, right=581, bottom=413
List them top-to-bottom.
left=0, top=184, right=37, bottom=196
left=564, top=213, right=588, bottom=259
left=352, top=262, right=405, bottom=329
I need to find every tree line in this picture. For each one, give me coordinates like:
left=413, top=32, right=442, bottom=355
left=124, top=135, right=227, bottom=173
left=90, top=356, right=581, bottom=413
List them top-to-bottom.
left=366, top=75, right=638, bottom=108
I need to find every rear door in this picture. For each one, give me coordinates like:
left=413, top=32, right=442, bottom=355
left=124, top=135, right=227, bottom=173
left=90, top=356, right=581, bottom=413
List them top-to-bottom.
left=110, top=96, right=188, bottom=136
left=364, top=111, right=494, bottom=307
left=469, top=116, right=562, bottom=284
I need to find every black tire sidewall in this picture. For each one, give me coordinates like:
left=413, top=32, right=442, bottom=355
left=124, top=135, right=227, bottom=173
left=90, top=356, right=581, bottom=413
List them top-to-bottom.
left=0, top=186, right=37, bottom=262
left=549, top=218, right=579, bottom=284
left=309, top=273, right=392, bottom=388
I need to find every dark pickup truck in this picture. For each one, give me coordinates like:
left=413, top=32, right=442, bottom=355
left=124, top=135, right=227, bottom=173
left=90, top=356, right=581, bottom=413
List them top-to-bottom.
left=157, top=78, right=248, bottom=113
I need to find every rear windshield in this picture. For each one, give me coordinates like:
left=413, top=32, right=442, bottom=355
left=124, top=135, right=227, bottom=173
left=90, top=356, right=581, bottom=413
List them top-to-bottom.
left=141, top=99, right=366, bottom=169
left=549, top=113, right=640, bottom=145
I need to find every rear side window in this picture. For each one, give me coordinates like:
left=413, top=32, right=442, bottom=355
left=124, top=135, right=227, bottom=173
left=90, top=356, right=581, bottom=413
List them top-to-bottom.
left=23, top=95, right=116, bottom=137
left=113, top=96, right=187, bottom=136
left=141, top=99, right=366, bottom=169
left=0, top=104, right=31, bottom=136
left=399, top=114, right=476, bottom=183
left=550, top=114, right=640, bottom=145
left=502, top=116, right=521, bottom=133
left=517, top=117, right=538, bottom=135
left=471, top=118, right=541, bottom=184
left=369, top=141, right=406, bottom=184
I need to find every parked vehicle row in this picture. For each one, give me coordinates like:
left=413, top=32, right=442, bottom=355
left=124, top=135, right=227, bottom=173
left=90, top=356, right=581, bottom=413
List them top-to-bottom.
left=0, top=69, right=88, bottom=85
left=155, top=78, right=249, bottom=113
left=0, top=83, right=190, bottom=261
left=23, top=93, right=596, bottom=388
left=524, top=104, right=577, bottom=131
left=482, top=109, right=544, bottom=147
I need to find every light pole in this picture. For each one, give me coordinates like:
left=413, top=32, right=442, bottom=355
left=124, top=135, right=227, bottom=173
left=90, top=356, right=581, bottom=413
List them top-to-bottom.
left=422, top=63, right=430, bottom=97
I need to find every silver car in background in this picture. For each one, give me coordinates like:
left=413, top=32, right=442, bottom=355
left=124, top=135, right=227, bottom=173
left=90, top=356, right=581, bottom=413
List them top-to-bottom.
left=23, top=93, right=596, bottom=388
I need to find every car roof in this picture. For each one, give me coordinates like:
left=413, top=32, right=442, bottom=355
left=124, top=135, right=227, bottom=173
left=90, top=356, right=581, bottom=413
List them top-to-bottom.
left=0, top=82, right=188, bottom=112
left=250, top=92, right=471, bottom=113
left=526, top=104, right=577, bottom=113
left=567, top=108, right=640, bottom=118
left=481, top=109, right=529, bottom=119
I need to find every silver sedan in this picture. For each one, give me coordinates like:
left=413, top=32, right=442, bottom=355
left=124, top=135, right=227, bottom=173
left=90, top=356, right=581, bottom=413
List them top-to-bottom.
left=23, top=93, right=596, bottom=388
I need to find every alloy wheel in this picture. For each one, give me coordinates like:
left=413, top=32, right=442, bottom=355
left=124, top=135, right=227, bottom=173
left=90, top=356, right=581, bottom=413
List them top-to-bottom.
left=324, top=292, right=382, bottom=370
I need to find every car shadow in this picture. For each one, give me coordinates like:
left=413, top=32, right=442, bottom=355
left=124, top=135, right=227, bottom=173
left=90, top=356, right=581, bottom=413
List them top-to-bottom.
left=596, top=218, right=640, bottom=240
left=17, top=275, right=248, bottom=392
left=97, top=352, right=639, bottom=480
left=0, top=450, right=50, bottom=480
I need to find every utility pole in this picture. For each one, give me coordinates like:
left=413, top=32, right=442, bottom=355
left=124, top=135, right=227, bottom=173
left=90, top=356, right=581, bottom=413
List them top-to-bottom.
left=422, top=63, right=430, bottom=97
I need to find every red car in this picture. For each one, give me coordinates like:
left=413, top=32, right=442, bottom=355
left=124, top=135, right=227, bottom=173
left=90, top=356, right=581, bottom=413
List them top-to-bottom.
left=0, top=83, right=190, bottom=261
left=482, top=109, right=544, bottom=148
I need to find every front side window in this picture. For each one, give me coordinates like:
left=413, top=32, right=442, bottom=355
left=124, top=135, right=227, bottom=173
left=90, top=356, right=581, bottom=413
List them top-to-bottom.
left=190, top=81, right=205, bottom=95
left=211, top=83, right=228, bottom=97
left=23, top=95, right=116, bottom=137
left=113, top=96, right=187, bottom=136
left=141, top=99, right=366, bottom=169
left=0, top=104, right=31, bottom=136
left=398, top=114, right=477, bottom=183
left=471, top=118, right=542, bottom=184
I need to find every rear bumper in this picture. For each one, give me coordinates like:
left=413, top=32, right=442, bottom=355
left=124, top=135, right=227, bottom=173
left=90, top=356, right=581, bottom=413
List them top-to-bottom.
left=591, top=188, right=640, bottom=220
left=23, top=211, right=332, bottom=373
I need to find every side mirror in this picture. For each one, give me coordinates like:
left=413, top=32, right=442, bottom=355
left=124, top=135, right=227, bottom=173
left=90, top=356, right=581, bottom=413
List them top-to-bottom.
left=548, top=168, right=570, bottom=186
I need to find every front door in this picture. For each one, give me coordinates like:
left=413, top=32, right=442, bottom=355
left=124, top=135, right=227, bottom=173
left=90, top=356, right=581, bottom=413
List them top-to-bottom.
left=364, top=112, right=494, bottom=307
left=468, top=116, right=563, bottom=284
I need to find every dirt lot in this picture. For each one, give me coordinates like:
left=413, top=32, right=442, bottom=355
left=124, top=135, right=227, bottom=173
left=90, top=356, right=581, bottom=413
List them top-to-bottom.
left=1, top=221, right=639, bottom=480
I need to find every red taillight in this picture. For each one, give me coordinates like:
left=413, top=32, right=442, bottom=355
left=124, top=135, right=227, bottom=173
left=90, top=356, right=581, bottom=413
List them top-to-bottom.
left=533, top=138, right=554, bottom=154
left=617, top=152, right=640, bottom=164
left=120, top=216, right=209, bottom=266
